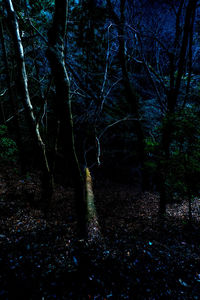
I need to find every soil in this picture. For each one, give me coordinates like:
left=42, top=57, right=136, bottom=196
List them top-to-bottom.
left=0, top=166, right=200, bottom=299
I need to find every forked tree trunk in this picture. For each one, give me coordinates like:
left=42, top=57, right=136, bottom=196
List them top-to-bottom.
left=5, top=0, right=53, bottom=206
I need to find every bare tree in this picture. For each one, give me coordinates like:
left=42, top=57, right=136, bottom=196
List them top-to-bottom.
left=5, top=0, right=53, bottom=207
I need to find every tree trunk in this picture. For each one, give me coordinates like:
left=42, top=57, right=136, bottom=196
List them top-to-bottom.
left=5, top=0, right=53, bottom=207
left=46, top=0, right=88, bottom=239
left=107, top=0, right=146, bottom=189
left=158, top=0, right=198, bottom=215
left=0, top=17, right=25, bottom=171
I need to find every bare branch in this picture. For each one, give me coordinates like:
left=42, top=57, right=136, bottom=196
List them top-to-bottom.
left=5, top=108, right=24, bottom=123
left=99, top=116, right=142, bottom=140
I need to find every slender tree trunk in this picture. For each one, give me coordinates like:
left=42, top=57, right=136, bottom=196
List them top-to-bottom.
left=5, top=0, right=53, bottom=206
left=107, top=0, right=146, bottom=189
left=158, top=0, right=198, bottom=215
left=24, top=1, right=49, bottom=131
left=183, top=5, right=195, bottom=108
left=0, top=17, right=25, bottom=170
left=118, top=30, right=146, bottom=188
left=85, top=168, right=101, bottom=242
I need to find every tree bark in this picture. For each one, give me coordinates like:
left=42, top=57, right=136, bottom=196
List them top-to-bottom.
left=5, top=0, right=53, bottom=206
left=46, top=0, right=88, bottom=238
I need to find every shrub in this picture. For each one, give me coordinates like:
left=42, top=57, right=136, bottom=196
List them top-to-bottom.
left=0, top=125, right=18, bottom=163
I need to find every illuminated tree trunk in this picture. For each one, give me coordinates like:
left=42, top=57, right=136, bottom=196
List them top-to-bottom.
left=5, top=0, right=53, bottom=206
left=47, top=0, right=101, bottom=240
left=85, top=168, right=101, bottom=242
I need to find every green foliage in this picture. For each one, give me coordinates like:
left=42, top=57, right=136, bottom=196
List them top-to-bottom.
left=29, top=0, right=54, bottom=13
left=144, top=107, right=200, bottom=200
left=164, top=108, right=200, bottom=199
left=0, top=125, right=18, bottom=163
left=0, top=125, right=7, bottom=136
left=145, top=137, right=159, bottom=153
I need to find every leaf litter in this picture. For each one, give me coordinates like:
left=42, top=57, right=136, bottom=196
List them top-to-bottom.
left=0, top=167, right=200, bottom=299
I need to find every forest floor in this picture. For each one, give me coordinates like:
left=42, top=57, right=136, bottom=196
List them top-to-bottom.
left=1, top=166, right=200, bottom=299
